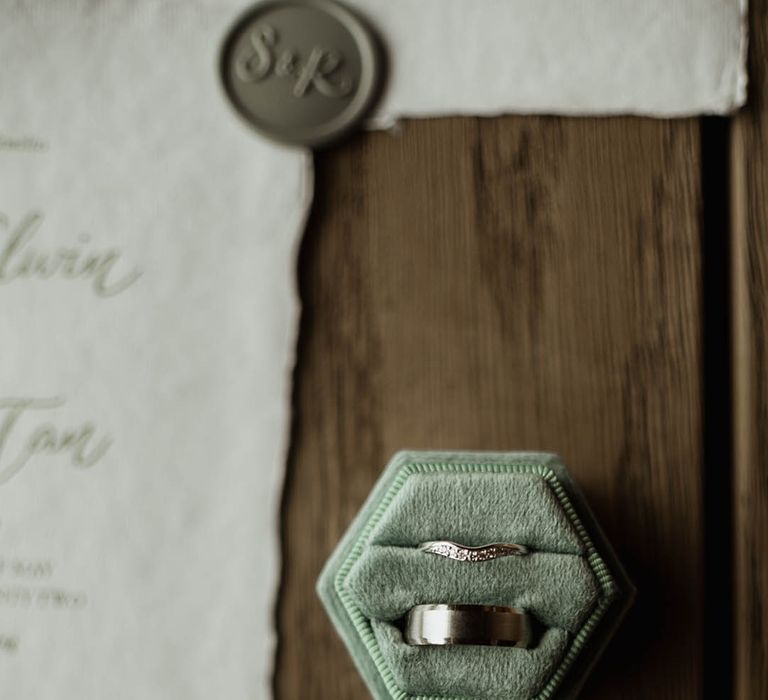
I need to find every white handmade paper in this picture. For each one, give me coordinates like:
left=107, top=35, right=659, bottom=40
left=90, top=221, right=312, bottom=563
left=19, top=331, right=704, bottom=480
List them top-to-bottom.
left=353, top=0, right=747, bottom=122
left=0, top=2, right=310, bottom=698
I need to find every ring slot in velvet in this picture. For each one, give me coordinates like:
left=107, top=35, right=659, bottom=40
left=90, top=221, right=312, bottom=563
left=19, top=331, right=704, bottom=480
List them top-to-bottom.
left=369, top=473, right=585, bottom=554
left=346, top=547, right=599, bottom=632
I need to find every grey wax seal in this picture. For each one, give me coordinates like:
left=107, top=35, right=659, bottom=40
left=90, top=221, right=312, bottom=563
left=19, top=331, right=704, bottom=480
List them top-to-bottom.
left=220, top=0, right=383, bottom=148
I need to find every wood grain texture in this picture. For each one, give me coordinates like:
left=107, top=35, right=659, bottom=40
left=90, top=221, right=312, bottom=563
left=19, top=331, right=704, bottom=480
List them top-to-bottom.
left=732, top=0, right=768, bottom=695
left=275, top=117, right=704, bottom=698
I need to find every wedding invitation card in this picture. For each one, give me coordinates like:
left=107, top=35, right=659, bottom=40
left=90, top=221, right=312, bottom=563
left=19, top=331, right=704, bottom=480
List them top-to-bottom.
left=0, top=2, right=310, bottom=697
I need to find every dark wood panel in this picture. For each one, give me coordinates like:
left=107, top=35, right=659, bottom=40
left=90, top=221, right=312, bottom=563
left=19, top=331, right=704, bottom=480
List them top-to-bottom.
left=732, top=0, right=768, bottom=695
left=276, top=116, right=703, bottom=698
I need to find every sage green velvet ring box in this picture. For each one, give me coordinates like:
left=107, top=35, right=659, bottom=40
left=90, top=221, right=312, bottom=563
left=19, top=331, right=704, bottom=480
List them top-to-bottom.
left=317, top=451, right=635, bottom=699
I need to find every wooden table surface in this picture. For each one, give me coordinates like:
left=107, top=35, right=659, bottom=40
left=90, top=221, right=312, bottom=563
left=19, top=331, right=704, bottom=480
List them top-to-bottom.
left=274, top=3, right=768, bottom=697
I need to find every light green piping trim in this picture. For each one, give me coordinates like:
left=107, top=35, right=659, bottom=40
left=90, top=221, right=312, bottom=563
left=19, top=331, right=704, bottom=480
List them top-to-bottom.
left=334, top=461, right=618, bottom=700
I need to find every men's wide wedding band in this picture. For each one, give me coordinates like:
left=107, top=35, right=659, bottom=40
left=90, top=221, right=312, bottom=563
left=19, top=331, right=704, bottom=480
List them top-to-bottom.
left=419, top=541, right=529, bottom=562
left=404, top=604, right=532, bottom=648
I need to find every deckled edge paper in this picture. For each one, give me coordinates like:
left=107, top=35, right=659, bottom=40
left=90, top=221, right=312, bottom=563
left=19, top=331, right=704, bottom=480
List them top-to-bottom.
left=351, top=0, right=749, bottom=125
left=0, top=2, right=312, bottom=698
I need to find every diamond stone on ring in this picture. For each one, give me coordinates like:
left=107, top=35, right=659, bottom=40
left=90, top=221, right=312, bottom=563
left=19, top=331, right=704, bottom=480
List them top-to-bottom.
left=419, top=540, right=529, bottom=562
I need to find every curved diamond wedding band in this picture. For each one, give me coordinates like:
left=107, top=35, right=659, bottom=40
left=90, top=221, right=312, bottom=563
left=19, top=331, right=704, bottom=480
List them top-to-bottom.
left=419, top=540, right=529, bottom=562
left=404, top=604, right=532, bottom=648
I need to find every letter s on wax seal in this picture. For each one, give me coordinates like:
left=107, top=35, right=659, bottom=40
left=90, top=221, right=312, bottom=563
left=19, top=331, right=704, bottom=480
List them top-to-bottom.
left=220, top=0, right=384, bottom=148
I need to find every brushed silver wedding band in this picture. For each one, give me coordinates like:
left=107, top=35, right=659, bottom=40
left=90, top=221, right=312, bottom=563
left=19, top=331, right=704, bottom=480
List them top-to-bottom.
left=419, top=540, right=529, bottom=562
left=404, top=604, right=532, bottom=648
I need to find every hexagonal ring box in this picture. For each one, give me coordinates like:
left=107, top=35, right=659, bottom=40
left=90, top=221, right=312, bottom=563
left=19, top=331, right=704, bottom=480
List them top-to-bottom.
left=318, top=452, right=635, bottom=699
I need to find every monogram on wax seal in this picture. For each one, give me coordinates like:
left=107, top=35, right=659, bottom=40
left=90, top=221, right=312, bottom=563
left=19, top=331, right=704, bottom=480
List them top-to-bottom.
left=220, top=0, right=383, bottom=148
